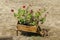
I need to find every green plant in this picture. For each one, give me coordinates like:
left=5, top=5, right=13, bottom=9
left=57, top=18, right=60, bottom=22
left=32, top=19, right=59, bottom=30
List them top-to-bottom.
left=14, top=5, right=46, bottom=26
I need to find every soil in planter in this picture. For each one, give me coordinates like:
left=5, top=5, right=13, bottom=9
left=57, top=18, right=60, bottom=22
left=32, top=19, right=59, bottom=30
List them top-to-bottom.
left=17, top=21, right=34, bottom=26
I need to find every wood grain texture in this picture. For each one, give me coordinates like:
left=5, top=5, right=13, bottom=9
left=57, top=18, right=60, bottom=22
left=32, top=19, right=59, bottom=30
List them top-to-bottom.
left=17, top=24, right=37, bottom=33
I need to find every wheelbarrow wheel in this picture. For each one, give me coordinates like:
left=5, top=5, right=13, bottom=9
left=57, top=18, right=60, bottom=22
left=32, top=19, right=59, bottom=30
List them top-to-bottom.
left=37, top=26, right=48, bottom=37
left=39, top=29, right=48, bottom=37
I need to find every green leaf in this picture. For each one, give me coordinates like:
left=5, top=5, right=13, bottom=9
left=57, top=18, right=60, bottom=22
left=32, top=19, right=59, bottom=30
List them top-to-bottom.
left=18, top=9, right=21, bottom=14
left=22, top=10, right=25, bottom=15
left=14, top=13, right=17, bottom=17
left=14, top=13, right=18, bottom=18
left=35, top=13, right=40, bottom=18
left=40, top=17, right=46, bottom=24
left=19, top=18, right=25, bottom=24
left=30, top=22, right=36, bottom=26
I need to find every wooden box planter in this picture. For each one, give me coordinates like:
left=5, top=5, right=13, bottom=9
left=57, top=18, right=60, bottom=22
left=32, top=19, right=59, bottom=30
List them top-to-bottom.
left=16, top=24, right=41, bottom=36
left=17, top=24, right=37, bottom=33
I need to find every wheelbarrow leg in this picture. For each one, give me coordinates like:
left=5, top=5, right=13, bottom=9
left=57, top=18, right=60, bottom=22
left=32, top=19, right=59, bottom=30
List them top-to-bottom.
left=37, top=26, right=41, bottom=33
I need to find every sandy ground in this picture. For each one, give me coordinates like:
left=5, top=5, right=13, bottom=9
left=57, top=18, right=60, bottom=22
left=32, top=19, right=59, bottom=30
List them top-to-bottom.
left=0, top=0, right=60, bottom=40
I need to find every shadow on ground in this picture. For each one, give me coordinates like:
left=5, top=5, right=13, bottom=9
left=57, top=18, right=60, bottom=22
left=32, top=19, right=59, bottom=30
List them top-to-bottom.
left=20, top=31, right=42, bottom=37
left=0, top=37, right=13, bottom=40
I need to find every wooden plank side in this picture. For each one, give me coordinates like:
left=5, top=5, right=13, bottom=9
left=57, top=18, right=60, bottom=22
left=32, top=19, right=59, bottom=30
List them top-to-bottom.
left=17, top=24, right=37, bottom=33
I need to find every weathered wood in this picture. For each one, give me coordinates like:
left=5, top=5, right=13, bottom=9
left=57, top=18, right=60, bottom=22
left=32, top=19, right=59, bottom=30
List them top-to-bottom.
left=17, top=24, right=38, bottom=33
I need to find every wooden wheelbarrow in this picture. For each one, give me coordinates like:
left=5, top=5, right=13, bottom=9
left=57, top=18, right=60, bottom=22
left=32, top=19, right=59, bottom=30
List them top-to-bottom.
left=16, top=24, right=48, bottom=36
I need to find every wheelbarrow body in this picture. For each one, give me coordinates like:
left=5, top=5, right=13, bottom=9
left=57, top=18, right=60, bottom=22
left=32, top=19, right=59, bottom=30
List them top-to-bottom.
left=16, top=24, right=41, bottom=36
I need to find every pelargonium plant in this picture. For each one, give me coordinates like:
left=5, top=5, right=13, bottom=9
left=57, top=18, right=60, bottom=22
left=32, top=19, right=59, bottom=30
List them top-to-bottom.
left=14, top=5, right=46, bottom=26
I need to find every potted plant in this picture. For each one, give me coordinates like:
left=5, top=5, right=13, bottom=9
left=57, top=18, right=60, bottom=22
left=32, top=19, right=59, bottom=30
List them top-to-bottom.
left=14, top=5, right=47, bottom=36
